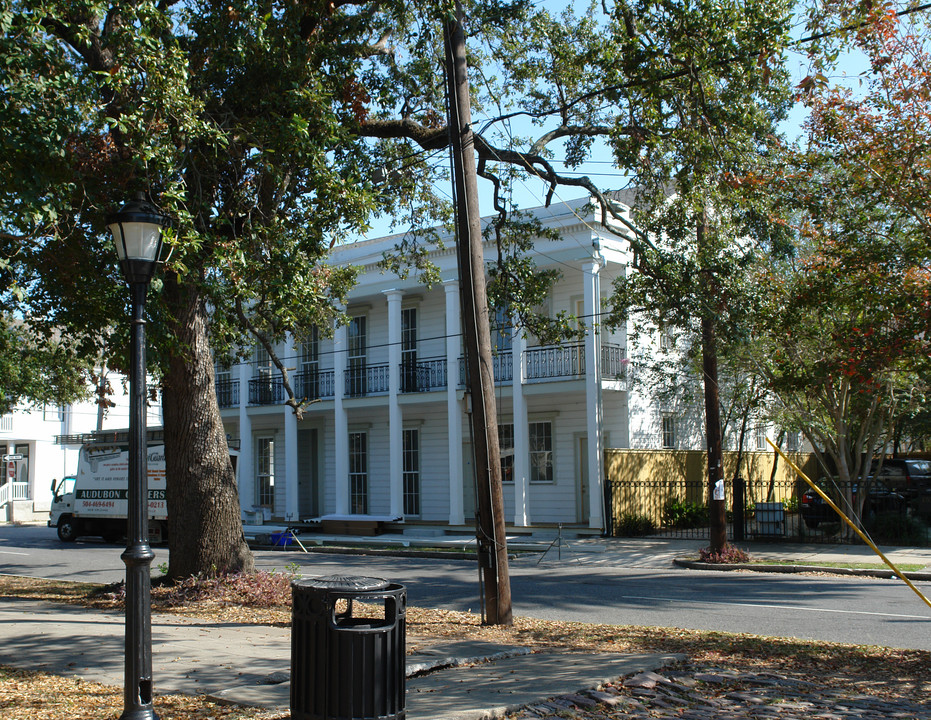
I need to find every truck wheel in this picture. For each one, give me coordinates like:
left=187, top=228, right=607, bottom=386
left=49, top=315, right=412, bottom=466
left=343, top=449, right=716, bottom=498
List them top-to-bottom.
left=57, top=516, right=79, bottom=542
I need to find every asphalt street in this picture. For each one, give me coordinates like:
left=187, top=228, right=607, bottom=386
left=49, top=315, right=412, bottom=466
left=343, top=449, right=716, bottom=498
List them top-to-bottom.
left=2, top=524, right=930, bottom=650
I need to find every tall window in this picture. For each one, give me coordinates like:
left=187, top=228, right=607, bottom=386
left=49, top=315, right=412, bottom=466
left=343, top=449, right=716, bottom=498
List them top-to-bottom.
left=491, top=305, right=512, bottom=354
left=401, top=308, right=418, bottom=392
left=348, top=316, right=367, bottom=396
left=658, top=323, right=674, bottom=351
left=300, top=327, right=319, bottom=399
left=254, top=343, right=274, bottom=403
left=215, top=361, right=236, bottom=408
left=43, top=405, right=64, bottom=422
left=661, top=414, right=676, bottom=449
left=529, top=421, right=553, bottom=483
left=498, top=423, right=514, bottom=483
left=755, top=426, right=767, bottom=450
left=403, top=428, right=420, bottom=516
left=349, top=431, right=368, bottom=514
left=785, top=431, right=800, bottom=453
left=256, top=437, right=275, bottom=507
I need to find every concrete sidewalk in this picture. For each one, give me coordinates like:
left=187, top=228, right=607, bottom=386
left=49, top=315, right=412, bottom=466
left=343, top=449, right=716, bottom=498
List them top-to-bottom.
left=3, top=532, right=931, bottom=718
left=0, top=597, right=681, bottom=720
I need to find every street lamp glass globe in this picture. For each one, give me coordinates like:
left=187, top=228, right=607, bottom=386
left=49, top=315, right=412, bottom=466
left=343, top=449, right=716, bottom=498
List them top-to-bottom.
left=107, top=192, right=168, bottom=265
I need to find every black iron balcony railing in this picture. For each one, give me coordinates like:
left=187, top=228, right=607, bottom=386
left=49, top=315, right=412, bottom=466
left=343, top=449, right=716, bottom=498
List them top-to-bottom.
left=526, top=343, right=584, bottom=379
left=601, top=343, right=627, bottom=380
left=458, top=352, right=513, bottom=387
left=401, top=357, right=447, bottom=392
left=346, top=363, right=390, bottom=397
left=294, top=369, right=335, bottom=400
left=249, top=374, right=284, bottom=405
left=215, top=378, right=240, bottom=408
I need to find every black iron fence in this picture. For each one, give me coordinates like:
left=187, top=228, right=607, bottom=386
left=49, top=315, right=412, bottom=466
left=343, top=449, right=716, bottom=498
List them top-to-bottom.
left=607, top=475, right=929, bottom=546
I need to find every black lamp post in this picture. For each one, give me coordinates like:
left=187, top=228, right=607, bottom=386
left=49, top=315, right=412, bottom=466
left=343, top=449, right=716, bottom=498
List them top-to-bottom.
left=107, top=192, right=169, bottom=720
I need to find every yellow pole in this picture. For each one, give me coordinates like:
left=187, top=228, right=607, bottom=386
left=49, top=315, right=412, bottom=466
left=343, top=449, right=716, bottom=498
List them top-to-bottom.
left=767, top=438, right=931, bottom=611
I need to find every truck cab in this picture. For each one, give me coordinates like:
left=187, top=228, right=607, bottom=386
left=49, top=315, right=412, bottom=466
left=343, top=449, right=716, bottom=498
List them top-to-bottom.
left=48, top=475, right=77, bottom=541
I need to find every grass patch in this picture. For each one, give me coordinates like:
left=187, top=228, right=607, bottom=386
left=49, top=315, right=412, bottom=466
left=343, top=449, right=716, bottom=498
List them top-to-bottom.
left=748, top=560, right=926, bottom=572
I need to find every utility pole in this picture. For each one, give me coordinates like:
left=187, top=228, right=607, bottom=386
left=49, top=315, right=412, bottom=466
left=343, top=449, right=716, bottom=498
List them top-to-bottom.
left=444, top=0, right=512, bottom=625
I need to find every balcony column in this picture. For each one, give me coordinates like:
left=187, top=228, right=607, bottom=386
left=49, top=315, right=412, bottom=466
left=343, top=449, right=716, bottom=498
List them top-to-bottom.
left=583, top=258, right=605, bottom=529
left=445, top=280, right=465, bottom=525
left=385, top=290, right=404, bottom=518
left=334, top=310, right=349, bottom=515
left=512, top=318, right=530, bottom=526
left=284, top=337, right=300, bottom=522
left=238, top=360, right=254, bottom=516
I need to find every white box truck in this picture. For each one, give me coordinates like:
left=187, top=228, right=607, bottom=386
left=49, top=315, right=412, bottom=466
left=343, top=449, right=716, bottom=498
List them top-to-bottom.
left=49, top=438, right=167, bottom=543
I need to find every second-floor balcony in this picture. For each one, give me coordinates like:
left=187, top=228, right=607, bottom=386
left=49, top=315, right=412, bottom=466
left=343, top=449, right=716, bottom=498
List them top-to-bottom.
left=233, top=343, right=627, bottom=407
left=401, top=357, right=448, bottom=393
left=346, top=363, right=390, bottom=397
left=216, top=378, right=240, bottom=408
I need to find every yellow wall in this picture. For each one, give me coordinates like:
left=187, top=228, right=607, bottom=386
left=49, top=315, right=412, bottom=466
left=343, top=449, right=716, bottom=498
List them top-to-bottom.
left=604, top=449, right=820, bottom=526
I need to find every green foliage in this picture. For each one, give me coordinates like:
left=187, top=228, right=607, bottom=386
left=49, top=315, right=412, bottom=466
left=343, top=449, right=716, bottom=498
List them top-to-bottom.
left=0, top=316, right=92, bottom=415
left=782, top=496, right=799, bottom=514
left=662, top=497, right=709, bottom=529
left=614, top=512, right=657, bottom=537
left=866, top=513, right=929, bottom=548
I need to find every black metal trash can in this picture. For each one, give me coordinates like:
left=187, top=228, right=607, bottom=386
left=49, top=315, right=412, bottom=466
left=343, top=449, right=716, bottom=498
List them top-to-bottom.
left=291, top=575, right=406, bottom=720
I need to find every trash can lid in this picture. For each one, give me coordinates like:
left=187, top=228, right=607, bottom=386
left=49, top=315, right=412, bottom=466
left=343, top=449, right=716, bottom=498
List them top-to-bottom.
left=296, top=575, right=390, bottom=592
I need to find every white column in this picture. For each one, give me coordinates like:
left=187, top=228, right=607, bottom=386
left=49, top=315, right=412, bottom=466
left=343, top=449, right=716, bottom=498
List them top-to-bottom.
left=584, top=258, right=605, bottom=528
left=445, top=280, right=465, bottom=525
left=385, top=290, right=403, bottom=518
left=334, top=313, right=349, bottom=515
left=512, top=322, right=530, bottom=526
left=284, top=336, right=299, bottom=522
left=238, top=360, right=253, bottom=516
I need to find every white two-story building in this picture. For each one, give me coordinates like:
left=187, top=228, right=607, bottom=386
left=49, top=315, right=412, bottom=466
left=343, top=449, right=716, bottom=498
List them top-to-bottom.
left=218, top=194, right=713, bottom=534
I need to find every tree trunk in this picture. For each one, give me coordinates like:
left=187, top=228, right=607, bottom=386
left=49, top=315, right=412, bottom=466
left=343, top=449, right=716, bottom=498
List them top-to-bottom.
left=698, top=216, right=727, bottom=552
left=161, top=274, right=254, bottom=578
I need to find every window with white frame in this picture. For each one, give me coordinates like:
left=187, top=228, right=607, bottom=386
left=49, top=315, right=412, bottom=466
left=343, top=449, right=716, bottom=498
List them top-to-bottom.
left=491, top=304, right=512, bottom=353
left=401, top=308, right=418, bottom=391
left=348, top=316, right=367, bottom=396
left=658, top=323, right=674, bottom=351
left=300, top=327, right=320, bottom=399
left=253, top=343, right=275, bottom=403
left=43, top=405, right=64, bottom=422
left=661, top=414, right=676, bottom=449
left=529, top=421, right=553, bottom=483
left=498, top=422, right=514, bottom=483
left=755, top=426, right=767, bottom=450
left=403, top=428, right=420, bottom=516
left=349, top=431, right=368, bottom=514
left=785, top=431, right=800, bottom=452
left=256, top=437, right=275, bottom=507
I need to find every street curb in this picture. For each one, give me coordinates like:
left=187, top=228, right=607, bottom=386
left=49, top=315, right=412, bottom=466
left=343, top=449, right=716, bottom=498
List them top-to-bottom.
left=247, top=542, right=531, bottom=561
left=673, top=557, right=931, bottom=581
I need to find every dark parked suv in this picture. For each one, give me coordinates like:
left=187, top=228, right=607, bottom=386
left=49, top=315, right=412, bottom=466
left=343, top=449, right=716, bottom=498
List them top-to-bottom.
left=871, top=458, right=931, bottom=500
left=800, top=479, right=906, bottom=529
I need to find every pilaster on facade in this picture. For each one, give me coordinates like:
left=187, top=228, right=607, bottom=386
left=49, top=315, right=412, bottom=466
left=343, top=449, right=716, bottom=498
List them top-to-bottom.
left=583, top=257, right=605, bottom=528
left=444, top=280, right=465, bottom=525
left=385, top=289, right=403, bottom=518
left=334, top=313, right=349, bottom=515
left=512, top=322, right=530, bottom=526
left=284, top=336, right=300, bottom=522
left=237, top=360, right=253, bottom=515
